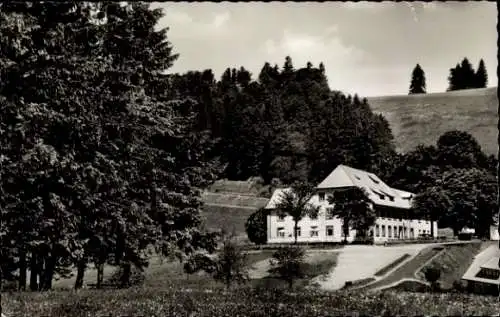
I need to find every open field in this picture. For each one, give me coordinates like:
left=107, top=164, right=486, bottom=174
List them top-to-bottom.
left=367, top=87, right=498, bottom=155
left=4, top=286, right=500, bottom=316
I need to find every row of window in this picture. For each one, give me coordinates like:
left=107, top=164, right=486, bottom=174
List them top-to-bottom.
left=374, top=224, right=430, bottom=238
left=276, top=226, right=336, bottom=238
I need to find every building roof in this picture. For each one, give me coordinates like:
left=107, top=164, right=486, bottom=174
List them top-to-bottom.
left=316, top=164, right=414, bottom=209
left=264, top=187, right=293, bottom=209
left=462, top=245, right=500, bottom=285
left=481, top=257, right=500, bottom=270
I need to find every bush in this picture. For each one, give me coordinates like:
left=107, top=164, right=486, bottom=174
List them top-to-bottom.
left=245, top=207, right=269, bottom=245
left=268, top=246, right=306, bottom=289
left=107, top=265, right=146, bottom=288
left=424, top=266, right=442, bottom=292
left=452, top=280, right=468, bottom=293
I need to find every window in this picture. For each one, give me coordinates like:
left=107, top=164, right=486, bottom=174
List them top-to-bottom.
left=368, top=175, right=380, bottom=184
left=318, top=192, right=325, bottom=201
left=388, top=196, right=395, bottom=202
left=326, top=207, right=334, bottom=220
left=310, top=212, right=318, bottom=220
left=277, top=214, right=285, bottom=222
left=326, top=225, right=334, bottom=236
left=375, top=225, right=380, bottom=237
left=381, top=225, right=386, bottom=237
left=310, top=226, right=319, bottom=237
left=388, top=226, right=392, bottom=238
left=394, top=226, right=399, bottom=238
left=277, top=227, right=285, bottom=238
left=295, top=227, right=301, bottom=237
left=410, top=228, right=414, bottom=239
left=476, top=268, right=500, bottom=280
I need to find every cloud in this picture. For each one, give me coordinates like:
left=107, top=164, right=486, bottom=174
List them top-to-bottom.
left=157, top=6, right=232, bottom=39
left=164, top=7, right=194, bottom=25
left=212, top=12, right=230, bottom=28
left=260, top=28, right=369, bottom=94
left=263, top=29, right=367, bottom=64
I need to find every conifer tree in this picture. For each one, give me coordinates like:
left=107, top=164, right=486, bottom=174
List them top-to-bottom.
left=460, top=58, right=475, bottom=88
left=474, top=59, right=488, bottom=88
left=409, top=64, right=426, bottom=94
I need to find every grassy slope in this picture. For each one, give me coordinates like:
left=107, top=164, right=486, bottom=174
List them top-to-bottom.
left=367, top=87, right=497, bottom=155
left=415, top=241, right=483, bottom=289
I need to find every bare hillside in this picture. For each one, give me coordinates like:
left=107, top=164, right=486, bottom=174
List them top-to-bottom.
left=367, top=87, right=497, bottom=155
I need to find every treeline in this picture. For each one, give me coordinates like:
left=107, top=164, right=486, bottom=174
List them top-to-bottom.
left=409, top=57, right=488, bottom=95
left=171, top=58, right=395, bottom=184
left=447, top=58, right=488, bottom=91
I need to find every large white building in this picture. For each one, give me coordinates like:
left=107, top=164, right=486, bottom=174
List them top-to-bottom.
left=265, top=164, right=437, bottom=244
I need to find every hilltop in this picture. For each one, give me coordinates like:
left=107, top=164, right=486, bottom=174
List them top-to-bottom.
left=367, top=87, right=498, bottom=155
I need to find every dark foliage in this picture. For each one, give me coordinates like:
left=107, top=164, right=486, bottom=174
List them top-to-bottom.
left=409, top=64, right=426, bottom=94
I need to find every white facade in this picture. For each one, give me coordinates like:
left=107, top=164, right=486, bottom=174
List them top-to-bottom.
left=266, top=165, right=437, bottom=244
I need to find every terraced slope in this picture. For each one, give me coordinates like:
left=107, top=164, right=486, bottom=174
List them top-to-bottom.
left=367, top=87, right=497, bottom=155
left=200, top=189, right=269, bottom=238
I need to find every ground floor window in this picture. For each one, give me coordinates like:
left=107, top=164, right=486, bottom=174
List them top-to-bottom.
left=326, top=225, right=334, bottom=236
left=375, top=225, right=380, bottom=237
left=381, top=225, right=386, bottom=237
left=310, top=226, right=319, bottom=237
left=388, top=226, right=392, bottom=238
left=394, top=226, right=398, bottom=238
left=277, top=227, right=285, bottom=238
left=410, top=228, right=414, bottom=239
left=476, top=268, right=500, bottom=280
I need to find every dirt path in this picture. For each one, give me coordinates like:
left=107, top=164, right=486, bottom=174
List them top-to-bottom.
left=317, top=244, right=429, bottom=291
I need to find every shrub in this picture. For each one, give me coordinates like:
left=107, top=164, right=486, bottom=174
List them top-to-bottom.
left=245, top=207, right=269, bottom=245
left=185, top=236, right=249, bottom=289
left=212, top=237, right=249, bottom=288
left=268, top=246, right=306, bottom=289
left=108, top=265, right=146, bottom=288
left=424, top=265, right=442, bottom=292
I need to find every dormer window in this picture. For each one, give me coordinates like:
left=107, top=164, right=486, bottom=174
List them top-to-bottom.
left=354, top=175, right=361, bottom=180
left=368, top=175, right=380, bottom=184
left=318, top=192, right=325, bottom=201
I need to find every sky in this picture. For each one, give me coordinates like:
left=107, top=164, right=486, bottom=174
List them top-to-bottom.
left=151, top=1, right=496, bottom=97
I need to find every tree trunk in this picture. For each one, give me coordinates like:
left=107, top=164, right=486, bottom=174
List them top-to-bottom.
left=430, top=219, right=434, bottom=238
left=294, top=221, right=298, bottom=244
left=18, top=248, right=27, bottom=291
left=29, top=253, right=39, bottom=291
left=40, top=255, right=56, bottom=291
left=74, top=259, right=86, bottom=290
left=96, top=262, right=104, bottom=289
left=120, top=262, right=131, bottom=288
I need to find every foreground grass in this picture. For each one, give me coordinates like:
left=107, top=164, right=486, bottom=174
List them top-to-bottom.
left=4, top=286, right=499, bottom=316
